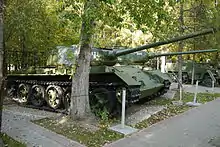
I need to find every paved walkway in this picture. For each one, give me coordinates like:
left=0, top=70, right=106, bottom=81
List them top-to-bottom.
left=170, top=83, right=220, bottom=93
left=3, top=87, right=220, bottom=147
left=105, top=98, right=220, bottom=147
left=2, top=105, right=85, bottom=147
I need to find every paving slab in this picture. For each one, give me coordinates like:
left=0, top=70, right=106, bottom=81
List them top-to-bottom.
left=104, top=98, right=220, bottom=147
left=2, top=105, right=85, bottom=147
left=126, top=105, right=165, bottom=126
left=110, top=124, right=138, bottom=135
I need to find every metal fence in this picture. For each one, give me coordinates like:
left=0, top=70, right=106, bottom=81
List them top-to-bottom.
left=5, top=50, right=51, bottom=73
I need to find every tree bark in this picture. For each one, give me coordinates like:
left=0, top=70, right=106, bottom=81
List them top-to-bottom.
left=0, top=0, right=4, bottom=131
left=70, top=0, right=97, bottom=120
left=178, top=0, right=184, bottom=101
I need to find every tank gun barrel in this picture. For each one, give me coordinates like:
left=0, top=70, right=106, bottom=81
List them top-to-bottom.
left=113, top=28, right=217, bottom=57
left=133, top=49, right=218, bottom=64
left=150, top=49, right=218, bottom=58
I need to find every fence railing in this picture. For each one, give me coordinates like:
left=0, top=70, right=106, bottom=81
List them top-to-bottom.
left=5, top=50, right=55, bottom=73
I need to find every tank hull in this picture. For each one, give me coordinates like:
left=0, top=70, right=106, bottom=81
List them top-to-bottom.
left=166, top=61, right=220, bottom=87
left=6, top=64, right=168, bottom=116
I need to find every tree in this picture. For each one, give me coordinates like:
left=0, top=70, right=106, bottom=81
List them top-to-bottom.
left=0, top=0, right=4, bottom=131
left=69, top=0, right=180, bottom=119
left=70, top=0, right=98, bottom=119
left=177, top=0, right=184, bottom=101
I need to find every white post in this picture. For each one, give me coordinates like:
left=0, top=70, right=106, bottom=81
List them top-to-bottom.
left=160, top=55, right=166, bottom=73
left=157, top=57, right=160, bottom=70
left=191, top=61, right=195, bottom=85
left=186, top=80, right=201, bottom=106
left=193, top=80, right=199, bottom=103
left=212, top=80, right=215, bottom=94
left=179, top=86, right=182, bottom=102
left=121, top=88, right=126, bottom=128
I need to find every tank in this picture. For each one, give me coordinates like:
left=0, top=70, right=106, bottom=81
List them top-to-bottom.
left=5, top=28, right=218, bottom=116
left=118, top=49, right=218, bottom=93
left=166, top=59, right=220, bottom=87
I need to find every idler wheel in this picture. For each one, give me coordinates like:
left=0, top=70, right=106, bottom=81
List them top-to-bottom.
left=17, top=83, right=30, bottom=105
left=6, top=84, right=17, bottom=99
left=30, top=85, right=46, bottom=107
left=45, top=85, right=63, bottom=109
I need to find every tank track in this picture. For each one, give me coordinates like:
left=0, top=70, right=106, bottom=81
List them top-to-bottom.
left=6, top=78, right=141, bottom=116
left=14, top=79, right=71, bottom=86
left=154, top=80, right=171, bottom=97
left=162, top=80, right=171, bottom=93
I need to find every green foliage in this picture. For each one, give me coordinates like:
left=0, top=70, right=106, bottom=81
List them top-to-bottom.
left=4, top=0, right=81, bottom=67
left=5, top=0, right=220, bottom=70
left=5, top=0, right=58, bottom=51
left=55, top=0, right=83, bottom=44
left=120, top=0, right=178, bottom=39
left=167, top=0, right=220, bottom=63
left=1, top=133, right=26, bottom=147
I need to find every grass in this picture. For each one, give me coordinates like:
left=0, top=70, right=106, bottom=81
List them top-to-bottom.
left=33, top=92, right=220, bottom=147
left=176, top=92, right=220, bottom=104
left=135, top=105, right=190, bottom=129
left=33, top=117, right=124, bottom=147
left=1, top=133, right=26, bottom=147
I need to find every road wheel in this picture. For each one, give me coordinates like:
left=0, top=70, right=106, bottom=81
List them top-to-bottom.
left=17, top=83, right=30, bottom=105
left=30, top=85, right=46, bottom=107
left=45, top=85, right=63, bottom=109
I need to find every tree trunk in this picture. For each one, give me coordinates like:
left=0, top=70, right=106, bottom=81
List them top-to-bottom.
left=0, top=0, right=4, bottom=131
left=70, top=0, right=97, bottom=120
left=178, top=0, right=184, bottom=101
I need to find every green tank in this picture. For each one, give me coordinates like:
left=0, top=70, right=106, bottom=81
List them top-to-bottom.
left=5, top=28, right=218, bottom=116
left=117, top=49, right=218, bottom=94
left=166, top=59, right=220, bottom=87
